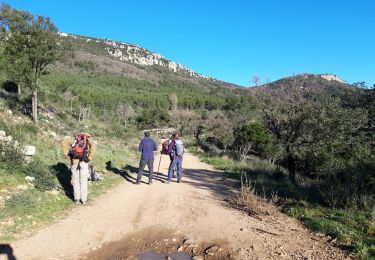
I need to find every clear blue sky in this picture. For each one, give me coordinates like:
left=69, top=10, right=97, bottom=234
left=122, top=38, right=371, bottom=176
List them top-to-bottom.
left=4, top=0, right=375, bottom=87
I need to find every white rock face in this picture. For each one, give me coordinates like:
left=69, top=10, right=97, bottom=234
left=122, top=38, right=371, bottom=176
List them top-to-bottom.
left=60, top=32, right=215, bottom=81
left=319, top=74, right=346, bottom=83
left=23, top=145, right=36, bottom=156
left=25, top=176, right=35, bottom=182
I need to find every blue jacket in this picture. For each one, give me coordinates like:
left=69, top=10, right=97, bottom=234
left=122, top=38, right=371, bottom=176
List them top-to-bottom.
left=138, top=137, right=158, bottom=160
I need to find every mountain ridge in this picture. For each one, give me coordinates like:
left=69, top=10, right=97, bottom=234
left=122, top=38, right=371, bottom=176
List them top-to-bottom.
left=59, top=32, right=217, bottom=82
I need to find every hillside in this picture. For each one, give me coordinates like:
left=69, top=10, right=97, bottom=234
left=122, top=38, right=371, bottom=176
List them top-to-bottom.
left=54, top=33, right=243, bottom=91
left=250, top=73, right=358, bottom=103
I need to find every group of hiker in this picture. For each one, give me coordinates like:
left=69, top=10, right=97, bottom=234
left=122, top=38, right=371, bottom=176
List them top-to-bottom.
left=62, top=132, right=184, bottom=205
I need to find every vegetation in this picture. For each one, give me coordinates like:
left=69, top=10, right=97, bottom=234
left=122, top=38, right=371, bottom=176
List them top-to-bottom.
left=0, top=3, right=71, bottom=122
left=0, top=4, right=374, bottom=259
left=189, top=145, right=375, bottom=259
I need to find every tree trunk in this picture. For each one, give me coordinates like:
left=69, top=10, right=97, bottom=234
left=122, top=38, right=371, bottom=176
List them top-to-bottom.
left=17, top=82, right=21, bottom=98
left=32, top=90, right=38, bottom=123
left=287, top=154, right=296, bottom=185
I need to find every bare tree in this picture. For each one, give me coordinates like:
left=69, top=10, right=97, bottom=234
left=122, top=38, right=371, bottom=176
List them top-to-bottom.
left=251, top=74, right=261, bottom=87
left=62, top=91, right=79, bottom=113
left=170, top=93, right=178, bottom=112
left=116, top=103, right=134, bottom=128
left=78, top=106, right=90, bottom=124
left=171, top=109, right=197, bottom=135
left=205, top=110, right=233, bottom=148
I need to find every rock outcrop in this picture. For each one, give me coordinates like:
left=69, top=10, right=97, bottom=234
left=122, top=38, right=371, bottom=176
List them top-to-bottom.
left=59, top=32, right=213, bottom=80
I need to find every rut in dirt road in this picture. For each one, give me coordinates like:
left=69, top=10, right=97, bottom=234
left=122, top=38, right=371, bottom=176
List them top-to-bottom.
left=11, top=151, right=354, bottom=260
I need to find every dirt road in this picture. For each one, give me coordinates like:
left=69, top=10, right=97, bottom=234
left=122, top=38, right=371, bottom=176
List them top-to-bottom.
left=12, top=151, right=353, bottom=259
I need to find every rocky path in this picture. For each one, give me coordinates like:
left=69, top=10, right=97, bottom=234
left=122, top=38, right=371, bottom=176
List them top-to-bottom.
left=11, top=151, right=353, bottom=259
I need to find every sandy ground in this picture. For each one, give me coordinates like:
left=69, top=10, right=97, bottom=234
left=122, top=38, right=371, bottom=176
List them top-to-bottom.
left=10, top=151, right=355, bottom=260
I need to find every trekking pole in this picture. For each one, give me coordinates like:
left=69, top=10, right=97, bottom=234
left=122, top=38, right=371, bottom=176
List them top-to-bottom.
left=157, top=153, right=162, bottom=173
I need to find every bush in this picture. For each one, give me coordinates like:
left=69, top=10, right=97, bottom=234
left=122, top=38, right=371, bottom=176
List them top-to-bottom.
left=0, top=141, right=25, bottom=166
left=22, top=160, right=56, bottom=191
left=231, top=173, right=273, bottom=217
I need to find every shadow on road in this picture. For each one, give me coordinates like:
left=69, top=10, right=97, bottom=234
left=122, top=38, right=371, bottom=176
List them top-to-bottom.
left=106, top=161, right=137, bottom=184
left=124, top=164, right=168, bottom=183
left=182, top=168, right=239, bottom=206
left=0, top=244, right=17, bottom=260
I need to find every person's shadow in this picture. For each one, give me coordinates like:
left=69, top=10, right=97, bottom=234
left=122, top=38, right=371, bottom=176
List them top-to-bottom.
left=106, top=161, right=138, bottom=184
left=106, top=161, right=167, bottom=184
left=52, top=162, right=74, bottom=201
left=123, top=164, right=168, bottom=183
left=0, top=244, right=17, bottom=260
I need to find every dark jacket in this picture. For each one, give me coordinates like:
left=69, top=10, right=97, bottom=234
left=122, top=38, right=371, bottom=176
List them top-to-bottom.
left=138, top=137, right=158, bottom=160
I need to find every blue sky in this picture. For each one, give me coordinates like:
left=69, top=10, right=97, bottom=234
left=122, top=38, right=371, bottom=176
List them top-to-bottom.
left=4, top=0, right=375, bottom=87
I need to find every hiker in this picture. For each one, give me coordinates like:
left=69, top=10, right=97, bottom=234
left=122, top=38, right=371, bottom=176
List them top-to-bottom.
left=137, top=131, right=158, bottom=185
left=62, top=133, right=96, bottom=205
left=166, top=133, right=184, bottom=184
left=161, top=137, right=176, bottom=178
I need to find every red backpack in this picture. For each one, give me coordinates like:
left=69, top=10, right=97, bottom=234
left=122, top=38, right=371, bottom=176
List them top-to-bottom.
left=69, top=134, right=89, bottom=161
left=161, top=139, right=170, bottom=155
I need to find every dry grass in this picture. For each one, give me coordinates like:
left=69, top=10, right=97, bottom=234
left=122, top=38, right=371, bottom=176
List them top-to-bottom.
left=231, top=172, right=276, bottom=218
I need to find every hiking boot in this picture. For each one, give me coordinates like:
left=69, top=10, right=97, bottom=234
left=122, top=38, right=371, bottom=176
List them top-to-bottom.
left=177, top=179, right=181, bottom=183
left=74, top=200, right=80, bottom=205
left=82, top=201, right=87, bottom=205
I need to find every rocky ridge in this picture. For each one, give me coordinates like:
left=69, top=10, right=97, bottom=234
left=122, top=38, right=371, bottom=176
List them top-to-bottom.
left=59, top=32, right=214, bottom=80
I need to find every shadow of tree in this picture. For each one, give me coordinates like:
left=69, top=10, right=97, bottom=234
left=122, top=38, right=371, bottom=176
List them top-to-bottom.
left=52, top=162, right=74, bottom=201
left=182, top=165, right=321, bottom=210
left=182, top=168, right=240, bottom=205
left=0, top=244, right=17, bottom=260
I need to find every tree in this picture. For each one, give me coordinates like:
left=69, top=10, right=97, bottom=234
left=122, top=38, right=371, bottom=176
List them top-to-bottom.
left=0, top=4, right=33, bottom=97
left=1, top=4, right=71, bottom=122
left=251, top=74, right=261, bottom=87
left=170, top=93, right=178, bottom=111
left=263, top=102, right=311, bottom=184
left=116, top=103, right=134, bottom=128
left=170, top=109, right=197, bottom=136
left=205, top=110, right=233, bottom=148
left=234, top=122, right=270, bottom=161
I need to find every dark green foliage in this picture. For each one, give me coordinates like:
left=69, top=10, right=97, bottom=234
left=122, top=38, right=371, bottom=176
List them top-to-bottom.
left=136, top=108, right=170, bottom=129
left=234, top=122, right=270, bottom=160
left=22, top=160, right=55, bottom=191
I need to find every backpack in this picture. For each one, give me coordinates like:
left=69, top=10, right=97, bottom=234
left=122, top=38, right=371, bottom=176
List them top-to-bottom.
left=69, top=134, right=89, bottom=162
left=161, top=139, right=170, bottom=155
left=175, top=140, right=184, bottom=157
left=88, top=164, right=99, bottom=181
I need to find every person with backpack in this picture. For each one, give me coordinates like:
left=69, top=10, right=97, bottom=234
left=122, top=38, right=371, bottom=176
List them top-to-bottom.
left=137, top=131, right=158, bottom=185
left=62, top=133, right=96, bottom=205
left=166, top=133, right=184, bottom=184
left=160, top=137, right=176, bottom=177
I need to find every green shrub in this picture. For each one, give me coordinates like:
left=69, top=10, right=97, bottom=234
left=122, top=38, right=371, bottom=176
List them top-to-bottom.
left=0, top=141, right=25, bottom=166
left=22, top=160, right=56, bottom=191
left=5, top=190, right=41, bottom=215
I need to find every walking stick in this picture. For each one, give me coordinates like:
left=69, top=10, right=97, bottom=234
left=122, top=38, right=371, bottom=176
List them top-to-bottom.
left=157, top=153, right=162, bottom=173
